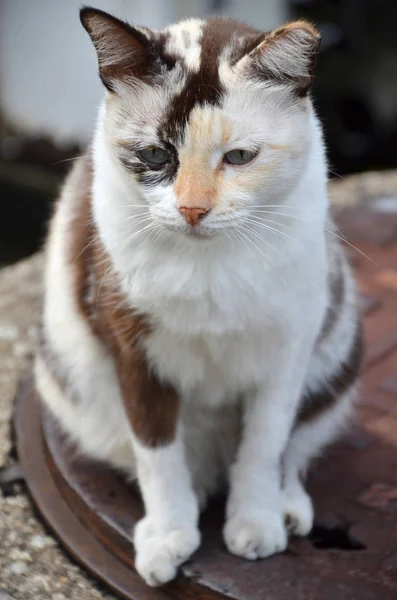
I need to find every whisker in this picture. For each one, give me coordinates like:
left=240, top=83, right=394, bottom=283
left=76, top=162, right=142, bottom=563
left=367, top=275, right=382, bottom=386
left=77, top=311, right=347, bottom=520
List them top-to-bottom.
left=53, top=154, right=90, bottom=165
left=328, top=169, right=344, bottom=179
left=122, top=204, right=149, bottom=208
left=252, top=204, right=306, bottom=211
left=252, top=209, right=306, bottom=222
left=249, top=212, right=375, bottom=263
left=125, top=214, right=153, bottom=223
left=247, top=216, right=299, bottom=234
left=244, top=218, right=302, bottom=246
left=116, top=222, right=157, bottom=251
left=129, top=222, right=156, bottom=238
left=237, top=224, right=275, bottom=260
left=146, top=225, right=163, bottom=251
left=221, top=227, right=235, bottom=248
left=235, top=227, right=266, bottom=258
left=230, top=228, right=252, bottom=254
left=325, top=228, right=378, bottom=265
left=74, top=232, right=99, bottom=260
left=96, top=261, right=113, bottom=307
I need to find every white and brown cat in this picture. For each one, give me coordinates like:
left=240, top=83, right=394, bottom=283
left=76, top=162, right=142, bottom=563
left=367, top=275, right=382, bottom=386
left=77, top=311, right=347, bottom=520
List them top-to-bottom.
left=35, top=7, right=362, bottom=587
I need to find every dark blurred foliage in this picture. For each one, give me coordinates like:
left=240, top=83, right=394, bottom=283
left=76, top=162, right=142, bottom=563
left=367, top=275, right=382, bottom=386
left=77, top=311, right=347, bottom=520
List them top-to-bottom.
left=0, top=0, right=396, bottom=266
left=292, top=0, right=397, bottom=174
left=0, top=119, right=79, bottom=266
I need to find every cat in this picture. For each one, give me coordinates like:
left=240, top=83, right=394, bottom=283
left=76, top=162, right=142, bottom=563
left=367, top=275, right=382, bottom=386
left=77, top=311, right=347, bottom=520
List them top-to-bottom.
left=35, top=7, right=363, bottom=587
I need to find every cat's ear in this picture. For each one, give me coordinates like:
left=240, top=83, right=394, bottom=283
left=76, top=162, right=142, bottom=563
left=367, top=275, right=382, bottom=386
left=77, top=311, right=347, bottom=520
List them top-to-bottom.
left=80, top=7, right=158, bottom=91
left=244, top=21, right=321, bottom=96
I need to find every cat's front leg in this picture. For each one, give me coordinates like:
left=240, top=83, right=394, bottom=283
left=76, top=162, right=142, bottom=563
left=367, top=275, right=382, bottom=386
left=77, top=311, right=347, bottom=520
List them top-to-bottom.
left=224, top=342, right=312, bottom=561
left=119, top=362, right=200, bottom=587
left=132, top=435, right=200, bottom=587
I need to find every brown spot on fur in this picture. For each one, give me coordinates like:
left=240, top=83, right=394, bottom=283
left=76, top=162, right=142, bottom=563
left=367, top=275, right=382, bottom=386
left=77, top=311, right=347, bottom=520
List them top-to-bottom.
left=80, top=8, right=165, bottom=92
left=160, top=18, right=265, bottom=143
left=63, top=155, right=180, bottom=447
left=296, top=322, right=363, bottom=424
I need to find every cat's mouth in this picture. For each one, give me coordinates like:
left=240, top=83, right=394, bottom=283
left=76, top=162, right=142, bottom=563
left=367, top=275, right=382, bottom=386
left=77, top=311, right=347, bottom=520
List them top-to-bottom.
left=157, top=218, right=216, bottom=240
left=164, top=221, right=213, bottom=238
left=183, top=226, right=213, bottom=240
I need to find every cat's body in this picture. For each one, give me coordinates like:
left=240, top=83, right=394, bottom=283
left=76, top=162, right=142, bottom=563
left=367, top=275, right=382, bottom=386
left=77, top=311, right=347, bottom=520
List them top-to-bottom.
left=36, top=9, right=362, bottom=587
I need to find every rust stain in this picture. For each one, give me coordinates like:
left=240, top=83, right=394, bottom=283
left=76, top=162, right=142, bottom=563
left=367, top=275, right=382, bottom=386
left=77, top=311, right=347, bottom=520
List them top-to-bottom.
left=358, top=483, right=397, bottom=509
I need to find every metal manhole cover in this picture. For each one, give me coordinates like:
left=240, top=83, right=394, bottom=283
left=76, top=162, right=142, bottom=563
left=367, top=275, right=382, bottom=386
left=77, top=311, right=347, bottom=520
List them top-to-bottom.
left=11, top=204, right=397, bottom=600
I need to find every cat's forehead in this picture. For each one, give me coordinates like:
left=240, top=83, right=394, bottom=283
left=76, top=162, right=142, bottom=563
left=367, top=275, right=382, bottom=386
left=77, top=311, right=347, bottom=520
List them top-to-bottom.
left=159, top=17, right=264, bottom=73
left=151, top=18, right=265, bottom=143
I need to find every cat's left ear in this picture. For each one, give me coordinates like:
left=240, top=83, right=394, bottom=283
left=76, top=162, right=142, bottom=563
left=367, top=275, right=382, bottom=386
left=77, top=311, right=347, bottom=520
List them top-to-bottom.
left=80, top=7, right=159, bottom=91
left=243, top=21, right=321, bottom=96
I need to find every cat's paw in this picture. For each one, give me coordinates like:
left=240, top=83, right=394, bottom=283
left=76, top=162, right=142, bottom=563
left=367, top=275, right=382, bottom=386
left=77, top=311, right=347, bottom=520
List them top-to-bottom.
left=283, top=486, right=313, bottom=537
left=223, top=512, right=288, bottom=560
left=134, top=517, right=201, bottom=587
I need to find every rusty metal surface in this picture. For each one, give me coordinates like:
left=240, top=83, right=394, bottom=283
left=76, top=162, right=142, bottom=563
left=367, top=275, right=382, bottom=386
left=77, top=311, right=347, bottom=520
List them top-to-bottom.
left=14, top=203, right=397, bottom=599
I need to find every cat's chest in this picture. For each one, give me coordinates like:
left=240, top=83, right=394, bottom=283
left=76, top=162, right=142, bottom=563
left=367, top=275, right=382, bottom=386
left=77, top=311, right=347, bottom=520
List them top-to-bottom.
left=123, top=247, right=312, bottom=400
left=125, top=252, right=291, bottom=335
left=143, top=324, right=275, bottom=404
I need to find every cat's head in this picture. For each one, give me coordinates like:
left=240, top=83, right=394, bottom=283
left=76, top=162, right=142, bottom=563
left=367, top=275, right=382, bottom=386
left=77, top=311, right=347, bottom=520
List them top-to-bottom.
left=81, top=8, right=321, bottom=240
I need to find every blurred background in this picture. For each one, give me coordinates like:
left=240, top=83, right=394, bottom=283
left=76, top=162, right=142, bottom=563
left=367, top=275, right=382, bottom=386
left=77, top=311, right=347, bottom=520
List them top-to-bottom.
left=1, top=0, right=397, bottom=266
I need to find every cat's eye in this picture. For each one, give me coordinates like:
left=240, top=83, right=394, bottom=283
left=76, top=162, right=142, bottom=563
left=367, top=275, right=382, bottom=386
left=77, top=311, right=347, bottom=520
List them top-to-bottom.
left=138, top=146, right=170, bottom=167
left=223, top=149, right=257, bottom=166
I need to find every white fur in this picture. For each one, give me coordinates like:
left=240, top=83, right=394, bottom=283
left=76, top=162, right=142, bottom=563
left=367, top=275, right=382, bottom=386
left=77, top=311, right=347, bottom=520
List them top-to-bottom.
left=39, top=18, right=360, bottom=587
left=164, top=19, right=204, bottom=72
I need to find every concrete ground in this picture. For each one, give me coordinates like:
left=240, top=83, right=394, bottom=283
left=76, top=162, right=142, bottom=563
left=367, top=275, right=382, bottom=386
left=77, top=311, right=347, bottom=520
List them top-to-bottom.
left=0, top=170, right=396, bottom=599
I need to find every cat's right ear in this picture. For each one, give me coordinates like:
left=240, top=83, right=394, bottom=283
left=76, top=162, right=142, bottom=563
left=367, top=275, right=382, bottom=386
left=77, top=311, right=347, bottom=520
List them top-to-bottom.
left=80, top=7, right=158, bottom=91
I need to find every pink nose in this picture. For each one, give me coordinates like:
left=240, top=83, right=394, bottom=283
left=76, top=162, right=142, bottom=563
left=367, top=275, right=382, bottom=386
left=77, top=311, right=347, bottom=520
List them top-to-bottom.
left=178, top=206, right=211, bottom=227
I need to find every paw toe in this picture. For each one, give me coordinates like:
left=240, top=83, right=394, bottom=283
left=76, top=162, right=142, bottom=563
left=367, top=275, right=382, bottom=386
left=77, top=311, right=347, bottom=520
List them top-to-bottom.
left=283, top=489, right=313, bottom=537
left=224, top=513, right=287, bottom=560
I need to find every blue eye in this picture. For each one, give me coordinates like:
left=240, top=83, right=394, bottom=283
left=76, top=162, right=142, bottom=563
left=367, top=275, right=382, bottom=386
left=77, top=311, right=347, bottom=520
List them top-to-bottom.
left=138, top=146, right=170, bottom=166
left=223, top=149, right=257, bottom=165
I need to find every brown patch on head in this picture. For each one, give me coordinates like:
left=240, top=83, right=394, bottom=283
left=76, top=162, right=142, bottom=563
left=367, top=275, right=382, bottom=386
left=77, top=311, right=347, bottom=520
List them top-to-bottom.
left=80, top=8, right=166, bottom=91
left=159, top=17, right=265, bottom=144
left=63, top=155, right=179, bottom=447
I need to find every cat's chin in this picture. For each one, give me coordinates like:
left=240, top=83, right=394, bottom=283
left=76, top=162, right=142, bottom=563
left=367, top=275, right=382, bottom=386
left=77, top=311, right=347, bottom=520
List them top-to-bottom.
left=162, top=223, right=215, bottom=241
left=184, top=228, right=213, bottom=240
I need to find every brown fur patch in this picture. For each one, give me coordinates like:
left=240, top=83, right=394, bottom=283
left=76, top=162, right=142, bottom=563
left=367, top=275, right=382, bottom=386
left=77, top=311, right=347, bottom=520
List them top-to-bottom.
left=80, top=8, right=165, bottom=91
left=159, top=17, right=265, bottom=143
left=63, top=155, right=180, bottom=447
left=296, top=322, right=363, bottom=424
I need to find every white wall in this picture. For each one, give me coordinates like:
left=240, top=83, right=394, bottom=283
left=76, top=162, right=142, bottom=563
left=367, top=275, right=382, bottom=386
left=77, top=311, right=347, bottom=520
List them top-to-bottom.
left=0, top=0, right=287, bottom=147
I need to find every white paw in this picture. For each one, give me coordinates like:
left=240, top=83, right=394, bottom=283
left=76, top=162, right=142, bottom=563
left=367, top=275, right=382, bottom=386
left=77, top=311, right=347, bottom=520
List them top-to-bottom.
left=283, top=487, right=314, bottom=537
left=223, top=512, right=288, bottom=561
left=134, top=517, right=201, bottom=587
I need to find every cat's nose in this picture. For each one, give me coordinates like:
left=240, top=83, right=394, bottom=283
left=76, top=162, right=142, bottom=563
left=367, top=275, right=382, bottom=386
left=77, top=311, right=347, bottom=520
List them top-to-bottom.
left=178, top=206, right=211, bottom=227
